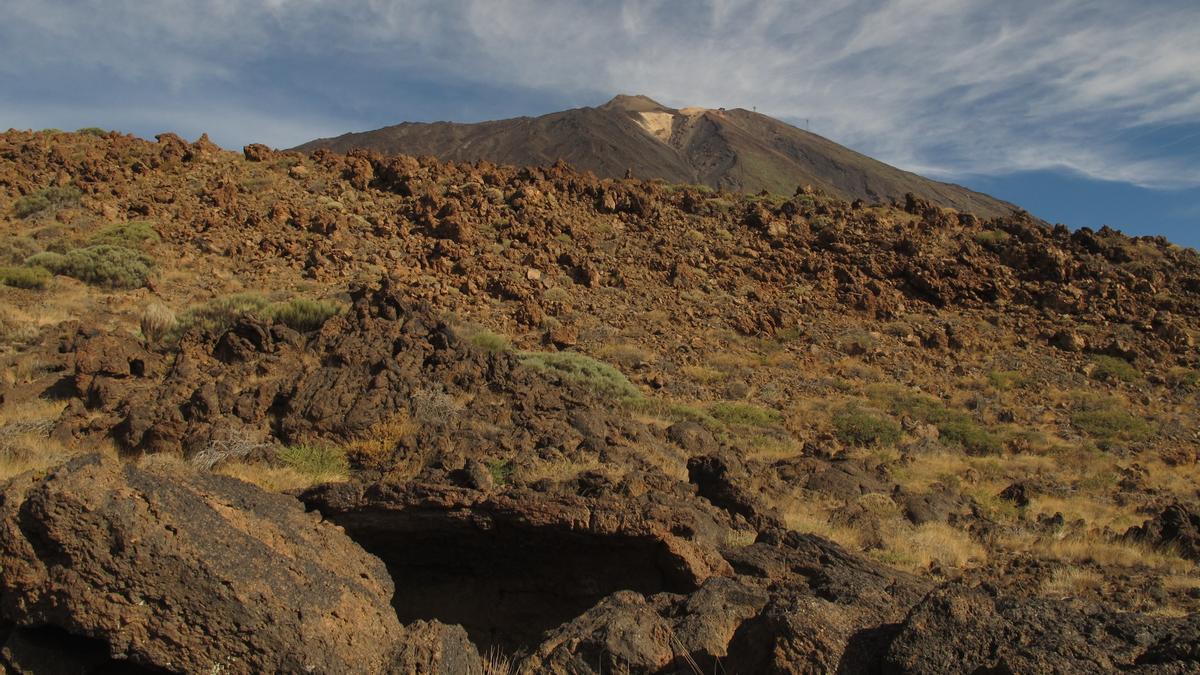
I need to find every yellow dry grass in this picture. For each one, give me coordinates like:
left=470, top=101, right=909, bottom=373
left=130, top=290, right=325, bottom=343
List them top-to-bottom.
left=216, top=461, right=335, bottom=493
left=875, top=522, right=987, bottom=572
left=1004, top=533, right=1194, bottom=574
left=1040, top=567, right=1104, bottom=599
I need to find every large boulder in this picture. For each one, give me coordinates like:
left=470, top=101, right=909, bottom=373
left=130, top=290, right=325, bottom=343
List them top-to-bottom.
left=0, top=454, right=476, bottom=673
left=1124, top=504, right=1200, bottom=562
left=885, top=586, right=1200, bottom=673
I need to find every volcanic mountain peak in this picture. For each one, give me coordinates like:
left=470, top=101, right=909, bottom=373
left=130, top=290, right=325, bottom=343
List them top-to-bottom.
left=599, top=93, right=674, bottom=113
left=294, top=95, right=1018, bottom=218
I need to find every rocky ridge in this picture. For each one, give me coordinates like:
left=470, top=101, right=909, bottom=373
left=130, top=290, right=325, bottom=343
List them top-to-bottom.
left=0, top=129, right=1198, bottom=671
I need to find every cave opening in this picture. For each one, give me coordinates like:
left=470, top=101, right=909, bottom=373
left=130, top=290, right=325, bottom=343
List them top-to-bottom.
left=323, top=508, right=687, bottom=654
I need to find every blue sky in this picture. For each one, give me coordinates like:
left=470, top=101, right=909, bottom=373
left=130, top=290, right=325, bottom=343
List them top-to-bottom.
left=2, top=1, right=1199, bottom=246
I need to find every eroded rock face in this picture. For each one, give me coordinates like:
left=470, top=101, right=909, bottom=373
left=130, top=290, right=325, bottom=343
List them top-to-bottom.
left=0, top=454, right=475, bottom=674
left=299, top=478, right=734, bottom=654
left=1124, top=504, right=1200, bottom=562
left=885, top=586, right=1200, bottom=673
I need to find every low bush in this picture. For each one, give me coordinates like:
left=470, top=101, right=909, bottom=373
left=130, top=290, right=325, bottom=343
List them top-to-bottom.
left=77, top=127, right=108, bottom=136
left=12, top=185, right=81, bottom=218
left=87, top=221, right=160, bottom=249
left=972, top=230, right=1011, bottom=248
left=0, top=236, right=40, bottom=265
left=27, top=245, right=153, bottom=288
left=0, top=266, right=51, bottom=290
left=171, top=293, right=273, bottom=339
left=171, top=293, right=341, bottom=340
left=270, top=298, right=341, bottom=332
left=140, top=302, right=177, bottom=343
left=468, top=329, right=510, bottom=352
left=518, top=350, right=640, bottom=399
left=1090, top=355, right=1140, bottom=383
left=1166, top=367, right=1200, bottom=392
left=868, top=384, right=1002, bottom=455
left=1071, top=396, right=1154, bottom=448
left=625, top=398, right=725, bottom=431
left=708, top=401, right=783, bottom=428
left=832, top=403, right=901, bottom=446
left=938, top=419, right=1004, bottom=455
left=276, top=444, right=348, bottom=479
left=487, top=459, right=513, bottom=485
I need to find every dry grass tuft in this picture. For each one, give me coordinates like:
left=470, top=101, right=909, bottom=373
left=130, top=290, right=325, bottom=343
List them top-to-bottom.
left=216, top=461, right=325, bottom=492
left=876, top=522, right=987, bottom=572
left=1040, top=567, right=1104, bottom=599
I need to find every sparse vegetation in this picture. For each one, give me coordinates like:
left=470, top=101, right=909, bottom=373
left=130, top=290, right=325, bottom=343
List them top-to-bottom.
left=12, top=185, right=81, bottom=218
left=87, top=220, right=160, bottom=249
left=972, top=230, right=1011, bottom=247
left=0, top=236, right=40, bottom=264
left=27, top=244, right=154, bottom=288
left=0, top=265, right=51, bottom=289
left=170, top=293, right=341, bottom=340
left=270, top=298, right=341, bottom=332
left=140, top=302, right=177, bottom=344
left=468, top=329, right=510, bottom=352
left=518, top=350, right=641, bottom=399
left=1089, top=355, right=1141, bottom=383
left=868, top=385, right=1002, bottom=455
left=1070, top=394, right=1154, bottom=448
left=708, top=401, right=783, bottom=428
left=832, top=403, right=901, bottom=446
left=345, top=412, right=414, bottom=470
left=276, top=443, right=348, bottom=480
left=487, top=459, right=513, bottom=485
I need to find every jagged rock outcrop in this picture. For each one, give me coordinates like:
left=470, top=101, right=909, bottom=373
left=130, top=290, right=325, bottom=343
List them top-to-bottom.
left=0, top=453, right=477, bottom=674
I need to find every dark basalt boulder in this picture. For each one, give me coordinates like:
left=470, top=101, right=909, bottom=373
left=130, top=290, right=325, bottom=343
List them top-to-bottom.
left=0, top=454, right=478, bottom=674
left=1124, top=504, right=1200, bottom=562
left=885, top=586, right=1200, bottom=673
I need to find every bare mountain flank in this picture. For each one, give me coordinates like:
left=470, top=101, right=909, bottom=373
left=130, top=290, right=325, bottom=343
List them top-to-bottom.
left=296, top=94, right=1017, bottom=218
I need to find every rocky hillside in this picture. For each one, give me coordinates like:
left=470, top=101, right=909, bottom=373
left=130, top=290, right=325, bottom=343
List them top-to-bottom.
left=296, top=94, right=1017, bottom=218
left=1, top=129, right=1199, bottom=672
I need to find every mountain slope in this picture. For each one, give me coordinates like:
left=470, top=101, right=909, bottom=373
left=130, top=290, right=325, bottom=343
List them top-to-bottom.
left=296, top=94, right=1017, bottom=218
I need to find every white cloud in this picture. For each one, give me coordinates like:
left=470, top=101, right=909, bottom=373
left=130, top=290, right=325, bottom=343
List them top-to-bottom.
left=2, top=0, right=1198, bottom=187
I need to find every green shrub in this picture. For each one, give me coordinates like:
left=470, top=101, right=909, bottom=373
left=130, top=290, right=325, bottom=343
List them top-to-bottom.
left=77, top=127, right=108, bottom=136
left=12, top=186, right=81, bottom=218
left=87, top=221, right=160, bottom=249
left=972, top=230, right=1011, bottom=247
left=0, top=236, right=40, bottom=265
left=27, top=245, right=153, bottom=288
left=0, top=265, right=51, bottom=290
left=171, top=293, right=273, bottom=338
left=171, top=293, right=340, bottom=341
left=269, top=298, right=341, bottom=332
left=140, top=302, right=177, bottom=344
left=468, top=330, right=510, bottom=352
left=518, top=350, right=640, bottom=399
left=1090, top=355, right=1140, bottom=383
left=1166, top=368, right=1200, bottom=392
left=986, top=370, right=1027, bottom=391
left=868, top=384, right=1002, bottom=455
left=1070, top=396, right=1154, bottom=447
left=625, top=398, right=726, bottom=431
left=709, top=401, right=783, bottom=428
left=832, top=403, right=900, bottom=446
left=937, top=419, right=1004, bottom=455
left=276, top=444, right=348, bottom=478
left=487, top=459, right=513, bottom=485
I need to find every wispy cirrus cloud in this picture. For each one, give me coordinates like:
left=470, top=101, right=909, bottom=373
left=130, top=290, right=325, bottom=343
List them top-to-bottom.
left=1, top=0, right=1198, bottom=188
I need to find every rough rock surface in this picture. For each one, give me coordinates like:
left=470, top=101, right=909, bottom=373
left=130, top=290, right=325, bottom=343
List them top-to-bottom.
left=0, top=453, right=475, bottom=674
left=1124, top=504, right=1200, bottom=562
left=885, top=586, right=1200, bottom=673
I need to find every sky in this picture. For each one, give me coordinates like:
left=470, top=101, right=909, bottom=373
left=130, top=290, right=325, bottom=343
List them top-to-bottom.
left=2, top=1, right=1199, bottom=246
